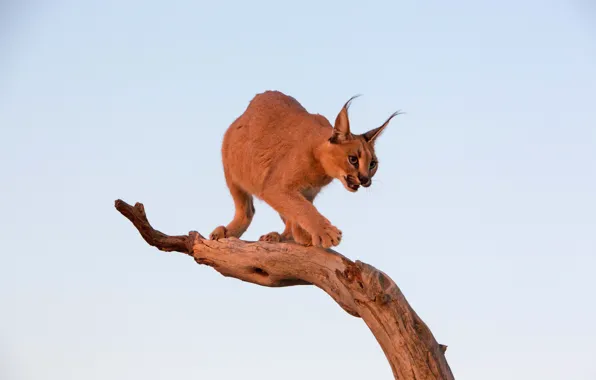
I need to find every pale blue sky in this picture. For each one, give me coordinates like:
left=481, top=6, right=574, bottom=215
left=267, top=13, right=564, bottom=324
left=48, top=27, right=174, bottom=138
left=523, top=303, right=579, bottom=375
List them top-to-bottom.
left=1, top=1, right=595, bottom=379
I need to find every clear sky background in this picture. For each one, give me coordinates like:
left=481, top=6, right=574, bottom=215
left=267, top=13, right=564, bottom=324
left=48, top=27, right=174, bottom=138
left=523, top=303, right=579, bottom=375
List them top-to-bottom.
left=1, top=1, right=595, bottom=379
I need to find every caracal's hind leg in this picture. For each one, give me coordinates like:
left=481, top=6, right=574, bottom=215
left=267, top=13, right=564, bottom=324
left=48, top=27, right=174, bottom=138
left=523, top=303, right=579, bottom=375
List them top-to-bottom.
left=210, top=180, right=255, bottom=240
left=259, top=215, right=294, bottom=242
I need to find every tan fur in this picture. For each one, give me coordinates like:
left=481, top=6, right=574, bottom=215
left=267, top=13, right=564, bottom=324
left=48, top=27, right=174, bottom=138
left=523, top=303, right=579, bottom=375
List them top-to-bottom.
left=210, top=90, right=400, bottom=248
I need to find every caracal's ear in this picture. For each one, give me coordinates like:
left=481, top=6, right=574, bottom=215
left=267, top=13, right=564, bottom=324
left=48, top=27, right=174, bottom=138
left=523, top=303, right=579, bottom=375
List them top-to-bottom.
left=330, top=94, right=361, bottom=144
left=362, top=110, right=403, bottom=145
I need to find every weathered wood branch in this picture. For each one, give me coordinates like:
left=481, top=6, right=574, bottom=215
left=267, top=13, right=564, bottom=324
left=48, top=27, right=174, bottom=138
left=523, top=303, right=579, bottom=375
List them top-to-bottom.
left=115, top=199, right=454, bottom=380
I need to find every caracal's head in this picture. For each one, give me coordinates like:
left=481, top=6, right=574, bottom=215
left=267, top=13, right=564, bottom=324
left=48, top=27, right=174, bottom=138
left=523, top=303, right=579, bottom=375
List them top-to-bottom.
left=319, top=95, right=401, bottom=193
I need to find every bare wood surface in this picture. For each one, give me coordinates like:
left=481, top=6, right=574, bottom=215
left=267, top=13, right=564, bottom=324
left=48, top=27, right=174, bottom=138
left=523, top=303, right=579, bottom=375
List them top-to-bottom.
left=115, top=199, right=454, bottom=380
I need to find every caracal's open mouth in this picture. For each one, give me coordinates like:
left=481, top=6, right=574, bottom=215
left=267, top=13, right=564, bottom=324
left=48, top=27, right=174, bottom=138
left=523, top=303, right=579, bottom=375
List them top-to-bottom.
left=343, top=175, right=360, bottom=192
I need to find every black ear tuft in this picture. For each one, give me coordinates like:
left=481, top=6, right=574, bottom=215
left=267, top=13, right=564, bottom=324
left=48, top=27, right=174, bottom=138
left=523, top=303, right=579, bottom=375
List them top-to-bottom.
left=362, top=110, right=402, bottom=144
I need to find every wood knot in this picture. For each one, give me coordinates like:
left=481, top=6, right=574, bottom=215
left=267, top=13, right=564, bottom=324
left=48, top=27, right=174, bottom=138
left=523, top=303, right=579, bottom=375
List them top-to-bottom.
left=134, top=202, right=147, bottom=218
left=187, top=231, right=205, bottom=253
left=195, top=257, right=216, bottom=267
left=342, top=261, right=362, bottom=284
left=252, top=267, right=269, bottom=277
left=374, top=293, right=391, bottom=305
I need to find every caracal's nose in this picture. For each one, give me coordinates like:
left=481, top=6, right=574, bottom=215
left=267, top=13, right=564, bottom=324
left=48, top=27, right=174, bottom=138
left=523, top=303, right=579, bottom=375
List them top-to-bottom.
left=359, top=175, right=371, bottom=187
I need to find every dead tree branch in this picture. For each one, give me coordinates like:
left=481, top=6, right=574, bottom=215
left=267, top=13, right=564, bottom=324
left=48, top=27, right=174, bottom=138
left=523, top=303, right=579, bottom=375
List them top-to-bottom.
left=115, top=199, right=454, bottom=380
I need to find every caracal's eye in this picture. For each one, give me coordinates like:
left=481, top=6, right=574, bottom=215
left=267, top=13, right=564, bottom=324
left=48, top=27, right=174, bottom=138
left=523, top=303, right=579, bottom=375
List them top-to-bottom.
left=348, top=155, right=359, bottom=167
left=369, top=161, right=377, bottom=170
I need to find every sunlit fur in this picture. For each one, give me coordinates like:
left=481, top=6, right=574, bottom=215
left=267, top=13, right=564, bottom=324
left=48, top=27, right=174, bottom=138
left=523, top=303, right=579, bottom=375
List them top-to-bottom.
left=209, top=90, right=399, bottom=248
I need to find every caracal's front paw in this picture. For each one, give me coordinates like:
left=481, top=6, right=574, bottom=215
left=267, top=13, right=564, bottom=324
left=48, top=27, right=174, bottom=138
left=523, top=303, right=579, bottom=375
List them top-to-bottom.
left=310, top=223, right=342, bottom=248
left=209, top=225, right=227, bottom=240
left=259, top=232, right=283, bottom=242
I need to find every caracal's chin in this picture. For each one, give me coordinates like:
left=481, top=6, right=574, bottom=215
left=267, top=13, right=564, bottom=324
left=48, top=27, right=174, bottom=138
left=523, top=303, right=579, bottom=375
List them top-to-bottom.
left=339, top=175, right=360, bottom=192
